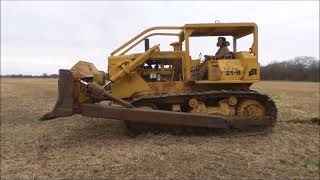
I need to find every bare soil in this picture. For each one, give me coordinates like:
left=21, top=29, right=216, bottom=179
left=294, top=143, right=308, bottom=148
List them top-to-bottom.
left=1, top=79, right=319, bottom=179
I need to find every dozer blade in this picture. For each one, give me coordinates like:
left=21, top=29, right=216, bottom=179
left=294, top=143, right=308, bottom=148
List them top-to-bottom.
left=40, top=69, right=75, bottom=120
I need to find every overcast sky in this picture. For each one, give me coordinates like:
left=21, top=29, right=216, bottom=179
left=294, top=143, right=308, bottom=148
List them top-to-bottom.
left=1, top=1, right=319, bottom=75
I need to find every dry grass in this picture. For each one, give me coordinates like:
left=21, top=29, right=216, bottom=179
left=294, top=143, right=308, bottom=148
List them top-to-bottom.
left=1, top=78, right=319, bottom=179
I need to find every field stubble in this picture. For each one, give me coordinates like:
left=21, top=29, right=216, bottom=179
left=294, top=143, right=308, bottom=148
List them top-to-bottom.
left=1, top=79, right=319, bottom=179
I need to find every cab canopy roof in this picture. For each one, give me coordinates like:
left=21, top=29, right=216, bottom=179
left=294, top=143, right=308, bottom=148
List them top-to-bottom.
left=111, top=22, right=257, bottom=56
left=181, top=23, right=257, bottom=39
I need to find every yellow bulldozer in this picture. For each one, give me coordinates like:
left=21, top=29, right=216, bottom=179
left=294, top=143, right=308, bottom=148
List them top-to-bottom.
left=41, top=22, right=277, bottom=134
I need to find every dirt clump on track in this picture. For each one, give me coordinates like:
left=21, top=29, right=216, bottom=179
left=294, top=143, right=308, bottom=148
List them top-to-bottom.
left=1, top=79, right=319, bottom=179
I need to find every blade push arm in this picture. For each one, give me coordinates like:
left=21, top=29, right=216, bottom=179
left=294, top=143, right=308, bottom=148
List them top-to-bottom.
left=109, top=44, right=160, bottom=83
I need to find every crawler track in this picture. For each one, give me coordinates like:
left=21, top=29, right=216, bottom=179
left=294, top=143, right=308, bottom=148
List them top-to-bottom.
left=125, top=90, right=277, bottom=136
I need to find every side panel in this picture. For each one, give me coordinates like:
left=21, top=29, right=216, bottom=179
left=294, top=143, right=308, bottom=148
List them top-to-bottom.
left=201, top=52, right=260, bottom=84
left=236, top=52, right=260, bottom=81
left=207, top=60, right=245, bottom=81
left=111, top=72, right=151, bottom=98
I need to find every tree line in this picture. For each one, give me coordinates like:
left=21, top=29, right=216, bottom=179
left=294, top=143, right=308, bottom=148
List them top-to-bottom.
left=1, top=56, right=319, bottom=82
left=261, top=56, right=319, bottom=82
left=1, top=73, right=59, bottom=78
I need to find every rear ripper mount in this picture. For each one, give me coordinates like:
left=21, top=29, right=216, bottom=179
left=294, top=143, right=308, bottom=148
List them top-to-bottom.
left=40, top=69, right=277, bottom=134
